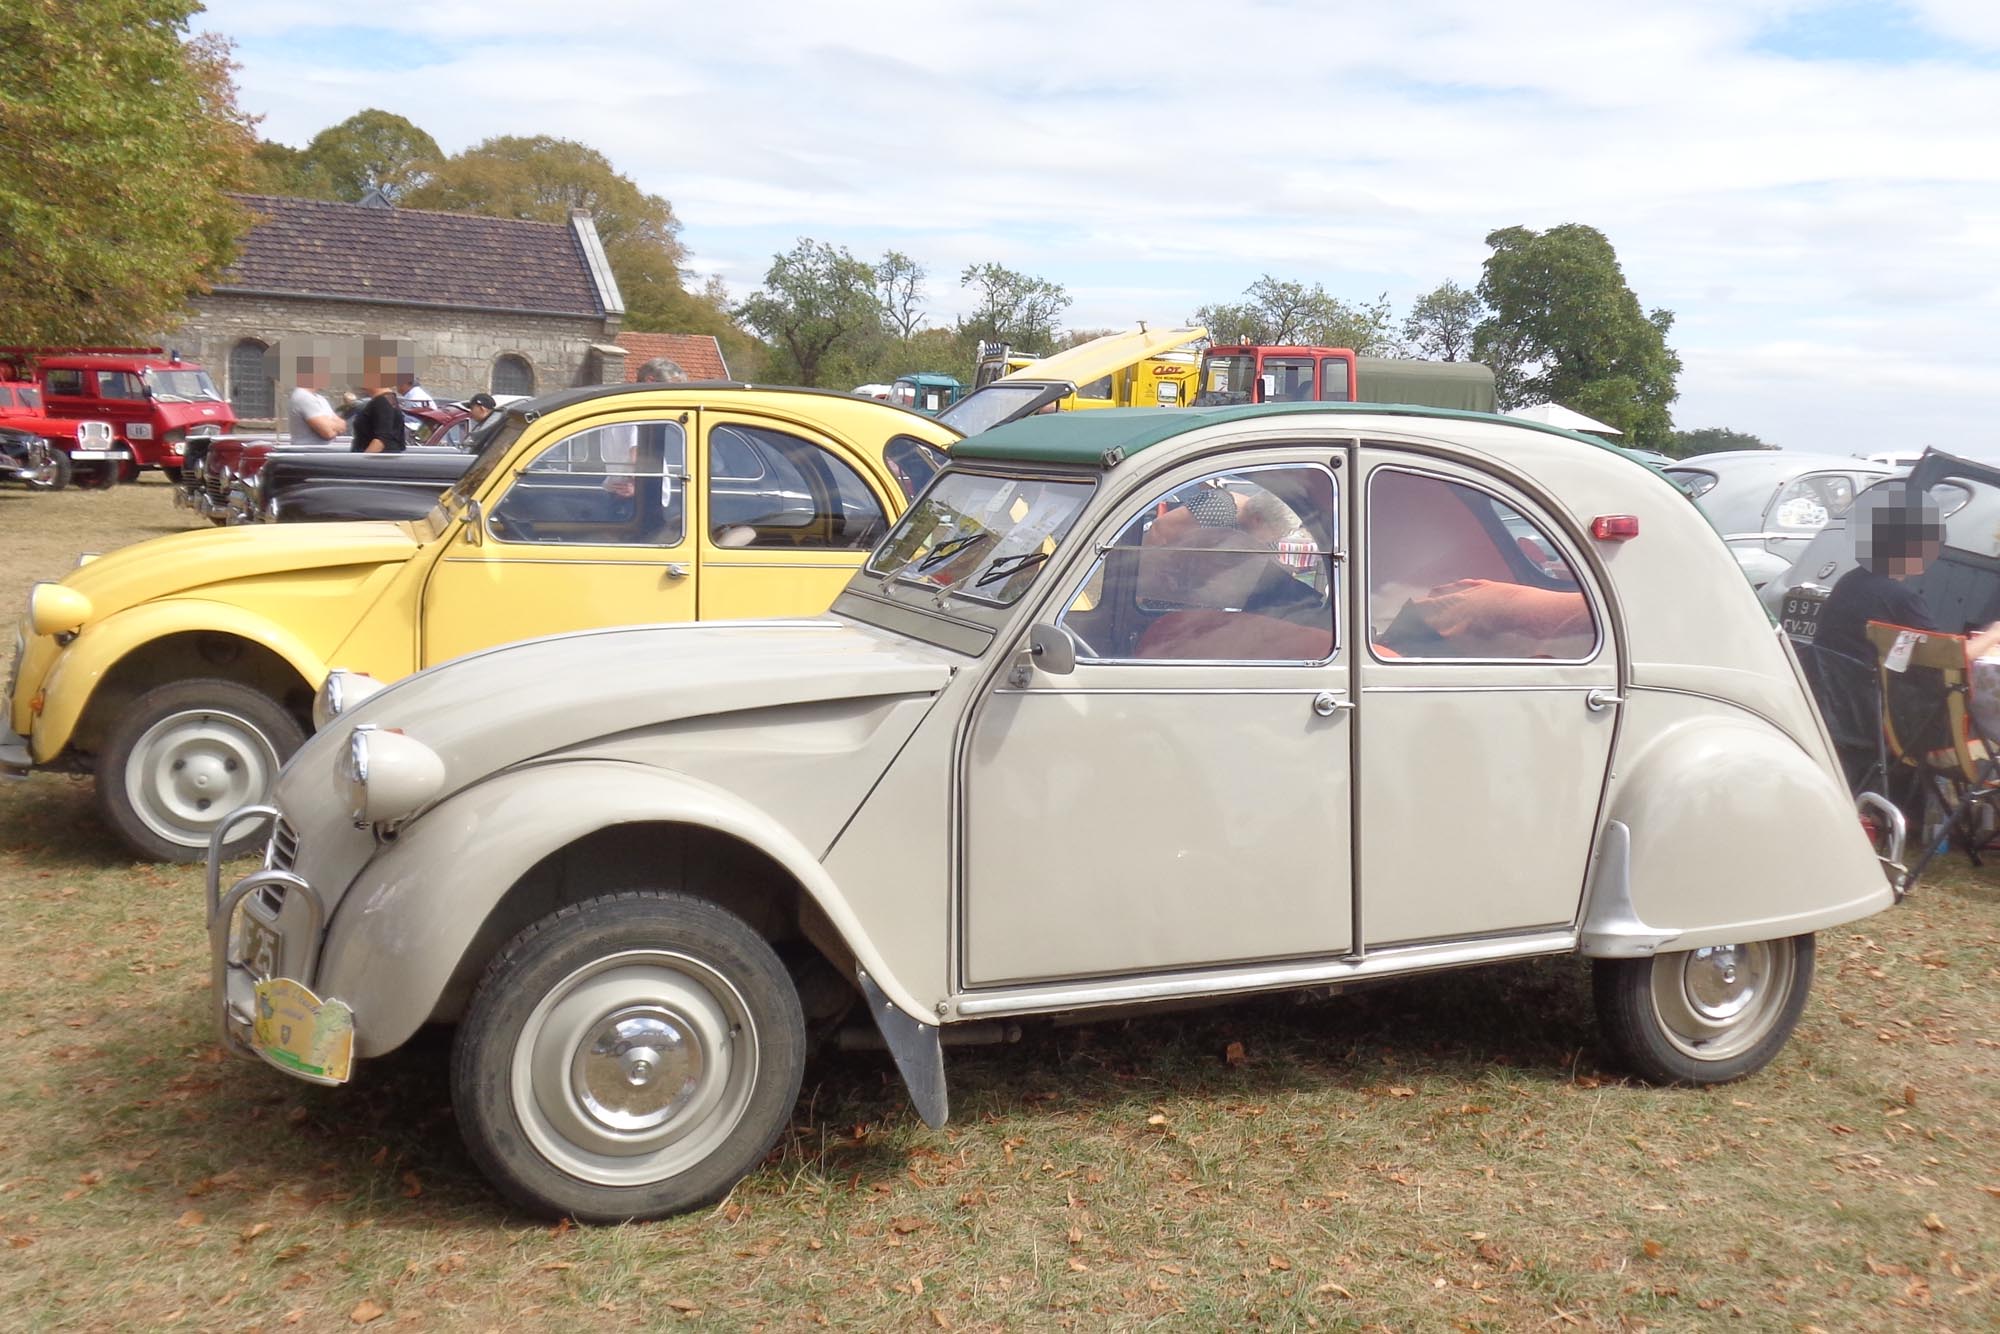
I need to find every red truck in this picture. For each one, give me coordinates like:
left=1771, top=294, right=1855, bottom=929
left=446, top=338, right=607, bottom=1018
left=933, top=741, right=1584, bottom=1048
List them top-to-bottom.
left=1195, top=344, right=1496, bottom=412
left=0, top=347, right=236, bottom=486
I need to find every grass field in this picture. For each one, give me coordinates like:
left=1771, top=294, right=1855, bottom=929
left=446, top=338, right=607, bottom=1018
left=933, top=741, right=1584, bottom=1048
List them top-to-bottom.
left=1, top=479, right=1995, bottom=1330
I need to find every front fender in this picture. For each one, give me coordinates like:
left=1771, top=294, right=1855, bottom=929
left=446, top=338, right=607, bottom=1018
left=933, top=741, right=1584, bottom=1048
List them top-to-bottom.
left=32, top=598, right=330, bottom=761
left=1583, top=693, right=1892, bottom=954
left=316, top=759, right=931, bottom=1057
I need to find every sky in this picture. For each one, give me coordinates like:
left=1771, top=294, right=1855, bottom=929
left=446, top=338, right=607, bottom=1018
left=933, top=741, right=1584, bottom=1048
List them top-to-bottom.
left=199, top=0, right=2000, bottom=453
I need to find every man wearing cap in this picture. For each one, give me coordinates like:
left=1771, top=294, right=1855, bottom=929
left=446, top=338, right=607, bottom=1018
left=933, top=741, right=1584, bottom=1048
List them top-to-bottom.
left=465, top=393, right=497, bottom=425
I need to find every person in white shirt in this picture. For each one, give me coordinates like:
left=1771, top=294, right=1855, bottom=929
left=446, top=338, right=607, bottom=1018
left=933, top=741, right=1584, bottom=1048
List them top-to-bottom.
left=287, top=356, right=346, bottom=443
left=396, top=371, right=437, bottom=408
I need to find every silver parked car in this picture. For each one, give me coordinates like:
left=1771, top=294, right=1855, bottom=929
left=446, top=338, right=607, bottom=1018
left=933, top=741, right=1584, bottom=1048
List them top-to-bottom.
left=211, top=404, right=1897, bottom=1221
left=1665, top=451, right=1895, bottom=589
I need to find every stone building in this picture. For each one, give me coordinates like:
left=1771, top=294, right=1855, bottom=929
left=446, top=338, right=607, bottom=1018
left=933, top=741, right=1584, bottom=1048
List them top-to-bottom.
left=164, top=194, right=626, bottom=424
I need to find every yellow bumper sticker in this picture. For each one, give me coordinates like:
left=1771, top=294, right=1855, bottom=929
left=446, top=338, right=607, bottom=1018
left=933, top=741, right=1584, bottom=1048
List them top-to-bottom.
left=251, top=978, right=354, bottom=1084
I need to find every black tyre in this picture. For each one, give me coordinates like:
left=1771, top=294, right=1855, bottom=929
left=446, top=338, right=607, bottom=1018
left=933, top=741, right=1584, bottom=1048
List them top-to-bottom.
left=26, top=450, right=71, bottom=492
left=73, top=460, right=119, bottom=490
left=160, top=465, right=183, bottom=485
left=95, top=678, right=305, bottom=862
left=452, top=892, right=806, bottom=1222
left=1593, top=935, right=1815, bottom=1085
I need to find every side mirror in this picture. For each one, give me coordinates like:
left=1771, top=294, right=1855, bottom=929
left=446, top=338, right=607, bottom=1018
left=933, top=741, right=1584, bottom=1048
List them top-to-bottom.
left=462, top=497, right=484, bottom=545
left=1027, top=622, right=1079, bottom=675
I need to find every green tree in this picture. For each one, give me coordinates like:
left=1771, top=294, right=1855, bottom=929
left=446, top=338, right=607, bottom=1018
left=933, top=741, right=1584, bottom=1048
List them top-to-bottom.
left=0, top=2, right=254, bottom=346
left=299, top=109, right=439, bottom=202
left=405, top=135, right=690, bottom=330
left=241, top=139, right=333, bottom=197
left=1473, top=224, right=1682, bottom=448
left=736, top=239, right=883, bottom=387
left=877, top=251, right=926, bottom=342
left=958, top=263, right=1070, bottom=349
left=1193, top=276, right=1396, bottom=352
left=1401, top=280, right=1484, bottom=361
left=1670, top=426, right=1773, bottom=457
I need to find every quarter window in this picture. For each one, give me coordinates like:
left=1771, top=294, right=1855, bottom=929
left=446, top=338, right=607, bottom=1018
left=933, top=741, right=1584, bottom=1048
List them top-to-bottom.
left=43, top=370, right=83, bottom=397
left=96, top=371, right=145, bottom=400
left=488, top=420, right=687, bottom=547
left=707, top=424, right=886, bottom=549
left=883, top=435, right=947, bottom=502
left=1058, top=464, right=1338, bottom=663
left=1367, top=468, right=1596, bottom=661
left=1769, top=472, right=1859, bottom=532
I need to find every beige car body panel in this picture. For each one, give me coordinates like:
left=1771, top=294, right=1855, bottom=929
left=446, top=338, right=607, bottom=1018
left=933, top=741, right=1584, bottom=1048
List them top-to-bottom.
left=216, top=406, right=1895, bottom=1090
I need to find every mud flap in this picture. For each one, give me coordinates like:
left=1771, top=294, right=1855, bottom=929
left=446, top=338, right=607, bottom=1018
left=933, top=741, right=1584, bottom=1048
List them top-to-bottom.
left=857, top=968, right=947, bottom=1129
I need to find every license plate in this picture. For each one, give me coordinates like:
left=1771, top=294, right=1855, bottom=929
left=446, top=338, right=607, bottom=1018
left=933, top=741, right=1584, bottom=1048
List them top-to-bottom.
left=1780, top=593, right=1824, bottom=640
left=239, top=914, right=281, bottom=979
left=251, top=977, right=354, bottom=1085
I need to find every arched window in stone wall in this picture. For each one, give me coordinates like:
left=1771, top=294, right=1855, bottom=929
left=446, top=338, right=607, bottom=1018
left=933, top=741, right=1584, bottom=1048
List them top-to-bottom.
left=228, top=339, right=274, bottom=419
left=492, top=354, right=535, bottom=396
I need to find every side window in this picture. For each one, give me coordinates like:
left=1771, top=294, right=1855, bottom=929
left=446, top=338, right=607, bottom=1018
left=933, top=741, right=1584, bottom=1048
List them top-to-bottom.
left=228, top=340, right=273, bottom=418
left=491, top=354, right=535, bottom=396
left=1317, top=356, right=1352, bottom=401
left=43, top=369, right=84, bottom=397
left=96, top=371, right=145, bottom=400
left=1076, top=375, right=1114, bottom=402
left=489, top=420, right=687, bottom=547
left=707, top=424, right=886, bottom=550
left=883, top=435, right=947, bottom=502
left=1058, top=464, right=1337, bottom=663
left=1368, top=468, right=1596, bottom=661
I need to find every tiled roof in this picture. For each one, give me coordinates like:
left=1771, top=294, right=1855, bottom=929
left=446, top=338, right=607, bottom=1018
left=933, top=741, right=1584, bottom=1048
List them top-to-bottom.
left=220, top=194, right=610, bottom=318
left=615, top=332, right=730, bottom=380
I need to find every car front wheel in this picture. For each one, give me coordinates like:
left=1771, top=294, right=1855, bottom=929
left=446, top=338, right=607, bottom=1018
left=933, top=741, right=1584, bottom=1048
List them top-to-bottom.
left=27, top=451, right=71, bottom=492
left=96, top=678, right=305, bottom=862
left=452, top=892, right=806, bottom=1223
left=1593, top=935, right=1815, bottom=1085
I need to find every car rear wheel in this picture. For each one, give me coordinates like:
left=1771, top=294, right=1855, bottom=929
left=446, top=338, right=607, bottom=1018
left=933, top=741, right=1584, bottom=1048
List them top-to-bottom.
left=96, top=678, right=305, bottom=862
left=453, top=892, right=806, bottom=1222
left=1593, top=935, right=1814, bottom=1085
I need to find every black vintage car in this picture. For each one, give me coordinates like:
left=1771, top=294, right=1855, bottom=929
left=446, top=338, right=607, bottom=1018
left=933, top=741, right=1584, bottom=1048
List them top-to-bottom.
left=0, top=424, right=67, bottom=490
left=260, top=444, right=478, bottom=522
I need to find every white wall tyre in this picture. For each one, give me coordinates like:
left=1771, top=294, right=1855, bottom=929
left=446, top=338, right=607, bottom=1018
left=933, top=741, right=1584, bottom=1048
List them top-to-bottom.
left=96, top=678, right=304, bottom=862
left=452, top=892, right=806, bottom=1223
left=1593, top=935, right=1815, bottom=1085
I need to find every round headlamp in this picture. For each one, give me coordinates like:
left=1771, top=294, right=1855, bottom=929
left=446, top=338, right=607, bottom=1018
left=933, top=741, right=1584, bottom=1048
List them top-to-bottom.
left=29, top=583, right=93, bottom=637
left=313, top=668, right=385, bottom=730
left=337, top=724, right=445, bottom=826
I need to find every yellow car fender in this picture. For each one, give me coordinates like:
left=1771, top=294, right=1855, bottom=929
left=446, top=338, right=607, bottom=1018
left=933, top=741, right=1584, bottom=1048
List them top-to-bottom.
left=32, top=598, right=330, bottom=762
left=313, top=759, right=930, bottom=1058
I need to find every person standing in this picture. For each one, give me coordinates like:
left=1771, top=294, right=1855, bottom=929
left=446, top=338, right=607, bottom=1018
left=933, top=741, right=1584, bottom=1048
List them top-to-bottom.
left=287, top=355, right=346, bottom=443
left=348, top=361, right=407, bottom=453
left=397, top=370, right=437, bottom=408
left=464, top=392, right=497, bottom=425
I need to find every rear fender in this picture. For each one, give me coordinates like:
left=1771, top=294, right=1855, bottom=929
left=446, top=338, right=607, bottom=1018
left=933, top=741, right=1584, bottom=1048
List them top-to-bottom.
left=32, top=600, right=327, bottom=760
left=1583, top=694, right=1892, bottom=955
left=315, top=760, right=928, bottom=1057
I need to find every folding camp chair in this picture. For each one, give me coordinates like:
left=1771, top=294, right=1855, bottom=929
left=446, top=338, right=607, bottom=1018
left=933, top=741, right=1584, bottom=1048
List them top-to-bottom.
left=1865, top=620, right=2000, bottom=889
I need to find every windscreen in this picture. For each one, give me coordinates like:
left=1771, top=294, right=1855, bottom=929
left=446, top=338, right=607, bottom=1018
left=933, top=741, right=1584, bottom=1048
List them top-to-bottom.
left=143, top=369, right=223, bottom=401
left=866, top=471, right=1094, bottom=608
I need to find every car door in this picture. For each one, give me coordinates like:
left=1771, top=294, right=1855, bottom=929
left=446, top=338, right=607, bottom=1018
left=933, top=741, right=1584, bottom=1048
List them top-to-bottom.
left=420, top=410, right=698, bottom=664
left=694, top=416, right=899, bottom=621
left=1355, top=449, right=1618, bottom=945
left=962, top=453, right=1354, bottom=987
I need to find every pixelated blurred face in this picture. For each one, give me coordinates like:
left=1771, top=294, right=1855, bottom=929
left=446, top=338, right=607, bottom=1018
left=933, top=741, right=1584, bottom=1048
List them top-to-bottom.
left=294, top=356, right=329, bottom=390
left=1863, top=496, right=1945, bottom=577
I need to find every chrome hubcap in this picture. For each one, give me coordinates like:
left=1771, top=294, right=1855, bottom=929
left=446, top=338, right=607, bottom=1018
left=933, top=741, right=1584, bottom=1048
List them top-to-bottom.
left=126, top=709, right=279, bottom=847
left=1650, top=940, right=1794, bottom=1062
left=512, top=951, right=759, bottom=1188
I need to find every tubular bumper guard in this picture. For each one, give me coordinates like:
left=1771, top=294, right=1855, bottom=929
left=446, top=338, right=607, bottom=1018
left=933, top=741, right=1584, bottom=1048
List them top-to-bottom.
left=206, top=805, right=330, bottom=1058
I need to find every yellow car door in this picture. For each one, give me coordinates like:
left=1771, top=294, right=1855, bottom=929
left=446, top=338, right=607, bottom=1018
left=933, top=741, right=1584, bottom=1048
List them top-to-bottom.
left=421, top=409, right=700, bottom=664
left=695, top=414, right=901, bottom=621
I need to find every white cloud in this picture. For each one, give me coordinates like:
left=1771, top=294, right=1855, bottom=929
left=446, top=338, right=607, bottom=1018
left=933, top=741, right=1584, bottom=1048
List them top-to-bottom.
left=196, top=0, right=2000, bottom=448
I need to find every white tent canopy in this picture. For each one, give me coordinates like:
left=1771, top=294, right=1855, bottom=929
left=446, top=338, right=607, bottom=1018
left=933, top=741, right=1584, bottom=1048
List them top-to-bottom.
left=1506, top=402, right=1621, bottom=435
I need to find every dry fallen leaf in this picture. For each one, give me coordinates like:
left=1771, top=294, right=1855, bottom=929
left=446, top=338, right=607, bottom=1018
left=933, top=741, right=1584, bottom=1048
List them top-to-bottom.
left=1224, top=1041, right=1247, bottom=1067
left=1387, top=1086, right=1416, bottom=1098
left=1146, top=1114, right=1168, bottom=1128
left=400, top=1172, right=422, bottom=1199
left=176, top=1210, right=205, bottom=1228
left=1923, top=1213, right=1946, bottom=1233
left=240, top=1222, right=272, bottom=1242
left=1641, top=1239, right=1664, bottom=1259
left=274, top=1244, right=311, bottom=1262
left=1267, top=1255, right=1292, bottom=1272
left=1067, top=1257, right=1089, bottom=1272
left=1314, top=1281, right=1355, bottom=1298
left=349, top=1298, right=386, bottom=1325
left=664, top=1298, right=701, bottom=1316
left=930, top=1311, right=953, bottom=1330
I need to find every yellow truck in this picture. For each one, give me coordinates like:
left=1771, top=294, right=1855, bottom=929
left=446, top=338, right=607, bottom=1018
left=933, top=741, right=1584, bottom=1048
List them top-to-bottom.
left=971, top=325, right=1206, bottom=412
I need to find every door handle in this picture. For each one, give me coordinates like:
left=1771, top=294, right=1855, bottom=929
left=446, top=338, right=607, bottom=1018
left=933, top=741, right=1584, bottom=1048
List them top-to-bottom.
left=663, top=562, right=690, bottom=579
left=1585, top=688, right=1623, bottom=713
left=1312, top=691, right=1353, bottom=717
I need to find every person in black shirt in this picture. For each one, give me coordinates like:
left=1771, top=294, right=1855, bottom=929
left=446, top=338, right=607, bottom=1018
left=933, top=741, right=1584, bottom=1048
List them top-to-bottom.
left=348, top=360, right=406, bottom=453
left=1814, top=491, right=1945, bottom=665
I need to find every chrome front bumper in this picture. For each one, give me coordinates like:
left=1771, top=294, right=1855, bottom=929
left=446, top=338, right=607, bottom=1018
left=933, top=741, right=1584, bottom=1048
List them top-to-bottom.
left=206, top=805, right=331, bottom=1063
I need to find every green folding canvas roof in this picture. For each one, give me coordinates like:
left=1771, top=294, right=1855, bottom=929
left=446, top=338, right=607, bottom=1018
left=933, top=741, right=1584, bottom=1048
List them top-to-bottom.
left=950, top=401, right=1642, bottom=469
